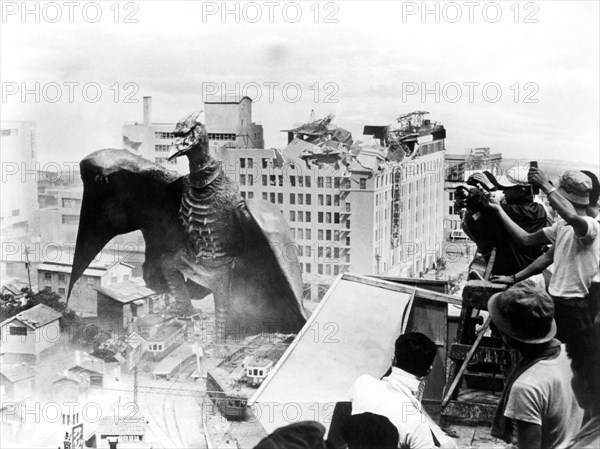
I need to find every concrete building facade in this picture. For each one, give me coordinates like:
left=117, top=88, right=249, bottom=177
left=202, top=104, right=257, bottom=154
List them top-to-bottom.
left=0, top=121, right=38, bottom=233
left=219, top=123, right=446, bottom=301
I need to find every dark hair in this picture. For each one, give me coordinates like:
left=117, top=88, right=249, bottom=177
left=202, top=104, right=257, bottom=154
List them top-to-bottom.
left=581, top=170, right=600, bottom=207
left=566, top=323, right=600, bottom=401
left=393, top=332, right=437, bottom=377
left=340, top=413, right=399, bottom=449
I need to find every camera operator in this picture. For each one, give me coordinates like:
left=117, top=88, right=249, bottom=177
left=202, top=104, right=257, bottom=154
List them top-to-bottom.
left=485, top=168, right=600, bottom=345
left=458, top=171, right=548, bottom=276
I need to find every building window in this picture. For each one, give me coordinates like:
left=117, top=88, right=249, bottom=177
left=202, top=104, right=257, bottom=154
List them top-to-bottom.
left=155, top=132, right=175, bottom=139
left=155, top=144, right=170, bottom=152
left=240, top=158, right=246, bottom=168
left=262, top=158, right=270, bottom=169
left=240, top=174, right=246, bottom=186
left=248, top=174, right=254, bottom=186
left=262, top=175, right=268, bottom=186
left=290, top=176, right=296, bottom=187
left=305, top=176, right=312, bottom=188
left=317, top=177, right=324, bottom=188
left=325, top=177, right=332, bottom=188
left=334, top=177, right=341, bottom=188
left=360, top=178, right=367, bottom=189
left=248, top=192, right=254, bottom=199
left=262, top=192, right=268, bottom=201
left=278, top=193, right=283, bottom=204
left=290, top=193, right=296, bottom=205
left=298, top=194, right=304, bottom=205
left=306, top=194, right=312, bottom=205
left=318, top=195, right=324, bottom=206
left=334, top=195, right=340, bottom=207
left=61, top=198, right=82, bottom=209
left=290, top=211, right=296, bottom=222
left=298, top=211, right=304, bottom=222
left=306, top=212, right=311, bottom=222
left=318, top=212, right=323, bottom=223
left=62, top=215, right=79, bottom=225
left=298, top=229, right=304, bottom=240
left=306, top=229, right=312, bottom=240
left=318, top=230, right=324, bottom=240
left=326, top=230, right=332, bottom=240
left=305, top=245, right=312, bottom=257
left=305, top=263, right=311, bottom=273
left=318, top=264, right=324, bottom=275
left=44, top=272, right=52, bottom=281
left=58, top=274, right=66, bottom=283
left=58, top=288, right=66, bottom=296
left=9, top=326, right=27, bottom=336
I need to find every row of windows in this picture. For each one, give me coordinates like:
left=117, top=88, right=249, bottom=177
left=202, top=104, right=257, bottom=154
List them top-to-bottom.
left=155, top=132, right=175, bottom=139
left=209, top=133, right=237, bottom=141
left=155, top=144, right=171, bottom=152
left=290, top=193, right=313, bottom=206
left=61, top=198, right=82, bottom=209
left=289, top=211, right=313, bottom=223
left=61, top=214, right=79, bottom=225
left=290, top=228, right=351, bottom=244
left=298, top=262, right=349, bottom=276
left=149, top=343, right=164, bottom=351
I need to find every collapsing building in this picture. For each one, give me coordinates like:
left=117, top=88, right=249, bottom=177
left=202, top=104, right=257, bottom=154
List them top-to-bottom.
left=221, top=111, right=447, bottom=301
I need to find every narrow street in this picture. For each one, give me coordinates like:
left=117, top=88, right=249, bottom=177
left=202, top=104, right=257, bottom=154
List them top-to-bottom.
left=138, top=370, right=207, bottom=448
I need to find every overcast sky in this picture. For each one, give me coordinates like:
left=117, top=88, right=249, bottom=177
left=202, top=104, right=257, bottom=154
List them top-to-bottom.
left=2, top=1, right=599, bottom=167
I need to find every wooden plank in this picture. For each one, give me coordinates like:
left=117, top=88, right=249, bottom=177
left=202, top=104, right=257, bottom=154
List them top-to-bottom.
left=345, top=273, right=462, bottom=305
left=462, top=280, right=507, bottom=310
left=441, top=316, right=492, bottom=408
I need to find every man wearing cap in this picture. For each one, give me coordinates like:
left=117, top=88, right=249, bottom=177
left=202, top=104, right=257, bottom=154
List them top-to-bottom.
left=485, top=168, right=600, bottom=344
left=488, top=282, right=583, bottom=449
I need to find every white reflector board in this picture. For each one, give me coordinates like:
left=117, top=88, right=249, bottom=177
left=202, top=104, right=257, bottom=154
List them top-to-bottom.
left=249, top=273, right=414, bottom=435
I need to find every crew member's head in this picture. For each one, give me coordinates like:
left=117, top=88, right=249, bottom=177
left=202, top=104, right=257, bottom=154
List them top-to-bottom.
left=556, top=170, right=592, bottom=210
left=488, top=281, right=556, bottom=348
left=566, top=323, right=600, bottom=415
left=393, top=332, right=437, bottom=378
left=341, top=413, right=399, bottom=449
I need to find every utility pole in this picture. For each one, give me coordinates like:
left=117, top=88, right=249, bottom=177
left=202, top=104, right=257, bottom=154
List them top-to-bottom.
left=24, top=246, right=32, bottom=292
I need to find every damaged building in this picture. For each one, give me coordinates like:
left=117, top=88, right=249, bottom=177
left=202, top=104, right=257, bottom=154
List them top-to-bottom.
left=218, top=111, right=446, bottom=301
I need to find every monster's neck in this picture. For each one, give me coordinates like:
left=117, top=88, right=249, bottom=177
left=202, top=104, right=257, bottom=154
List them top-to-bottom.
left=186, top=143, right=213, bottom=174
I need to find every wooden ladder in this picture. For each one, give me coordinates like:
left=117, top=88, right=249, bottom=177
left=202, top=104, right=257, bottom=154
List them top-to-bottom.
left=441, top=249, right=513, bottom=423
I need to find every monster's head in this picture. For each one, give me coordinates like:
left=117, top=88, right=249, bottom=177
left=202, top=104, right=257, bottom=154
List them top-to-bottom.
left=168, top=111, right=210, bottom=164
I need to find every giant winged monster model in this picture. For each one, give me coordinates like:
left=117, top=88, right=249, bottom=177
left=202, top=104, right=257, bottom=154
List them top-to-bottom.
left=68, top=111, right=307, bottom=337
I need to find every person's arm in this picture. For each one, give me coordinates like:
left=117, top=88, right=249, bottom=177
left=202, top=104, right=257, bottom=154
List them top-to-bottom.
left=528, top=167, right=589, bottom=237
left=483, top=196, right=550, bottom=247
left=491, top=247, right=554, bottom=285
left=512, top=420, right=542, bottom=449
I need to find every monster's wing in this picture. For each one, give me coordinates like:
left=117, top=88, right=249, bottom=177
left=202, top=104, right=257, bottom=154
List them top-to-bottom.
left=68, top=149, right=186, bottom=298
left=230, top=199, right=308, bottom=333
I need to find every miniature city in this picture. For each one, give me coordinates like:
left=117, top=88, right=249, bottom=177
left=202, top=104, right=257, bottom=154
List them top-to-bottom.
left=0, top=100, right=594, bottom=448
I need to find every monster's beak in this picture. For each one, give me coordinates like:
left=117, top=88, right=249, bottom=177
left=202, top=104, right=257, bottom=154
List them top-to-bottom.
left=167, top=139, right=187, bottom=161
